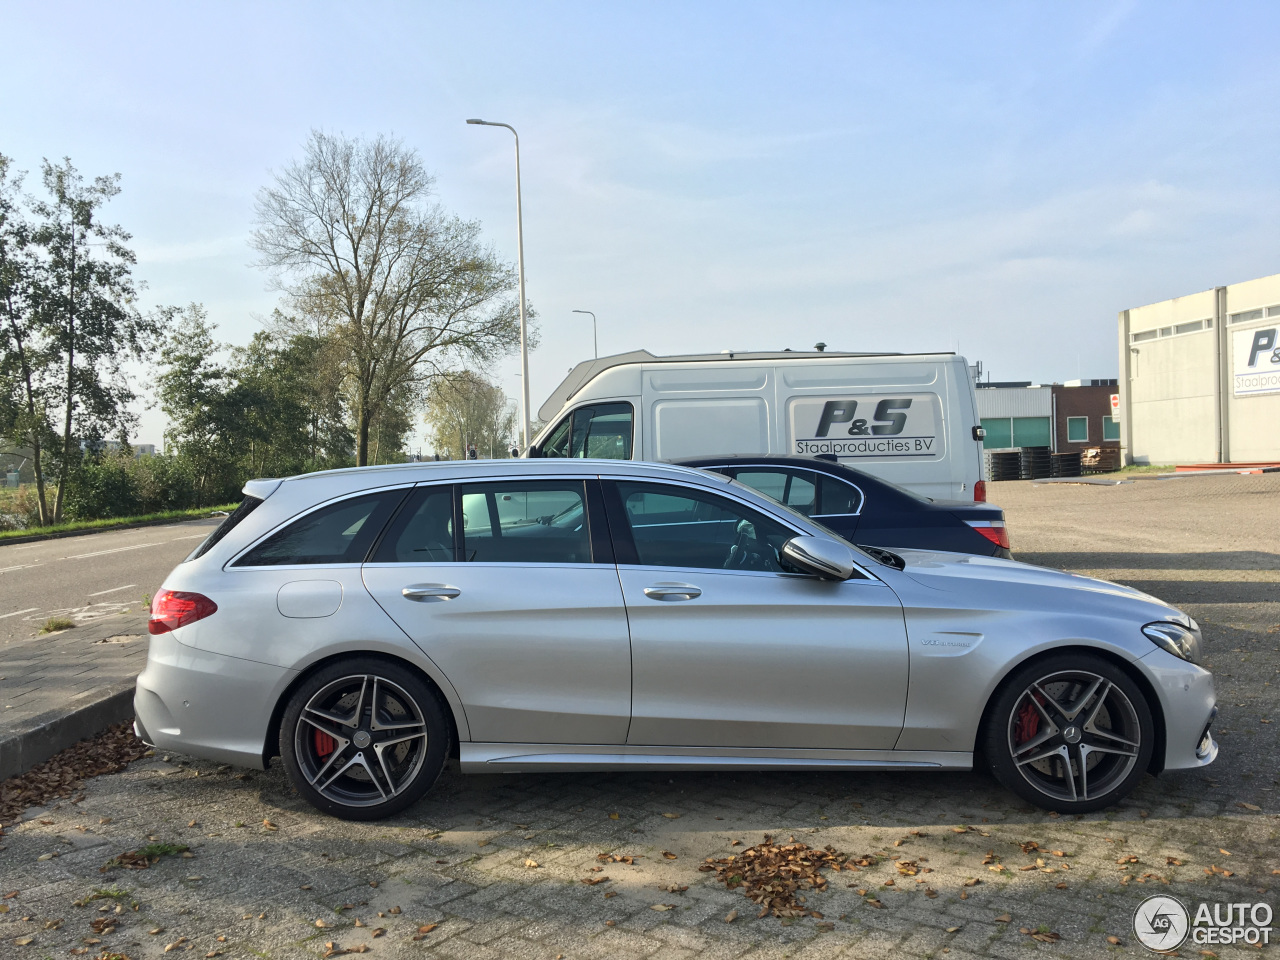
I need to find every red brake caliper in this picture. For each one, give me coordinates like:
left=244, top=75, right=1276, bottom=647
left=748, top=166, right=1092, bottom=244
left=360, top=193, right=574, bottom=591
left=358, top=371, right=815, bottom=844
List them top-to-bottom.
left=1014, top=693, right=1044, bottom=745
left=314, top=730, right=337, bottom=758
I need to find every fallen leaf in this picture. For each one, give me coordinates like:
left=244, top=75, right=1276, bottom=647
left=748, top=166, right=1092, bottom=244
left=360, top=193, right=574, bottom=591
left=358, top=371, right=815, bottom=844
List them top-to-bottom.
left=608, top=813, right=619, bottom=820
left=662, top=813, right=681, bottom=819
left=262, top=819, right=277, bottom=831
left=1219, top=848, right=1232, bottom=856
left=662, top=851, right=678, bottom=860
left=1167, top=857, right=1183, bottom=866
left=525, top=859, right=539, bottom=869
left=581, top=876, right=610, bottom=885
left=962, top=878, right=981, bottom=886
left=368, top=881, right=378, bottom=888
left=1055, top=882, right=1068, bottom=889
left=925, top=888, right=938, bottom=898
left=604, top=891, right=617, bottom=899
left=865, top=899, right=884, bottom=909
left=388, top=906, right=401, bottom=914
left=724, top=909, right=738, bottom=923
left=995, top=914, right=1011, bottom=923
left=315, top=919, right=330, bottom=928
left=605, top=920, right=616, bottom=926
left=416, top=923, right=438, bottom=935
left=946, top=926, right=960, bottom=932
left=371, top=928, right=385, bottom=938
left=1107, top=935, right=1122, bottom=945
left=15, top=937, right=34, bottom=946
left=165, top=938, right=189, bottom=952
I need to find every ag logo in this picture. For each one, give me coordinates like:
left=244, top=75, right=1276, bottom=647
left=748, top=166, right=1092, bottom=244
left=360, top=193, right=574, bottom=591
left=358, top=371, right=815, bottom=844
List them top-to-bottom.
left=1133, top=895, right=1190, bottom=952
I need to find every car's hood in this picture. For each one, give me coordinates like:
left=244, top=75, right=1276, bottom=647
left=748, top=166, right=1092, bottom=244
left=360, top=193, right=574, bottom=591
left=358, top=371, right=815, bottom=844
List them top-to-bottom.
left=879, top=546, right=1184, bottom=620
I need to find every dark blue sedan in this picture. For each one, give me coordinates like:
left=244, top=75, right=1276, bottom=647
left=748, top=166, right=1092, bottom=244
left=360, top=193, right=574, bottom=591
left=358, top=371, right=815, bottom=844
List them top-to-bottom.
left=675, top=454, right=1011, bottom=558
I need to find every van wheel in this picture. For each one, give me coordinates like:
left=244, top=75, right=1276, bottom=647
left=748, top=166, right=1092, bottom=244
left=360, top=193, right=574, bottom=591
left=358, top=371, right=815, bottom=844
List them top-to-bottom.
left=983, top=653, right=1154, bottom=814
left=279, top=658, right=450, bottom=820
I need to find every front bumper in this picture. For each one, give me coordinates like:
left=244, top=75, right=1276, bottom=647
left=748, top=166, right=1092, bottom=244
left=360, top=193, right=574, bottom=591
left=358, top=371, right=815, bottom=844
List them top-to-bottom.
left=134, top=629, right=296, bottom=770
left=1140, top=646, right=1218, bottom=772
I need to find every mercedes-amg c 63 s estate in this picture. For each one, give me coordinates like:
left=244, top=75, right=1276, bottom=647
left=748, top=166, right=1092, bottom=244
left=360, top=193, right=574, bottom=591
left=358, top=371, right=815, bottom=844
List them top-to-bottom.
left=135, top=459, right=1217, bottom=820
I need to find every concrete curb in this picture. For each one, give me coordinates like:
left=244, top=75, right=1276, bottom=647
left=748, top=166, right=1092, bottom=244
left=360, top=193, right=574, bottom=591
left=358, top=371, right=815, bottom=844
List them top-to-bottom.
left=0, top=679, right=136, bottom=781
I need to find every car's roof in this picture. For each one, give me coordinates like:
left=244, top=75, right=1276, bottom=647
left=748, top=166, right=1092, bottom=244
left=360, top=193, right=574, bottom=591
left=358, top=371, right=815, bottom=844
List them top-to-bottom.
left=672, top=453, right=876, bottom=479
left=245, top=457, right=727, bottom=500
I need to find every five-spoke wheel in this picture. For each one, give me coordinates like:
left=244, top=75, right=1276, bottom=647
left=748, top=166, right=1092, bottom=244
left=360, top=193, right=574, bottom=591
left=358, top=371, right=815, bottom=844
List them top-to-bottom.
left=984, top=653, right=1154, bottom=813
left=280, top=658, right=450, bottom=820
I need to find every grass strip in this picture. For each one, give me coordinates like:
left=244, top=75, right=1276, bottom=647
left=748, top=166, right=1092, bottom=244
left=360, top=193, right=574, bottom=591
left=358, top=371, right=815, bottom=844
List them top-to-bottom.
left=0, top=504, right=236, bottom=543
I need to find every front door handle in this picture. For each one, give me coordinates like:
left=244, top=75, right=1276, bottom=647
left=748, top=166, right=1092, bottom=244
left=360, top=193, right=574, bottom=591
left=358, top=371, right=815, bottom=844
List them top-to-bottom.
left=642, top=583, right=702, bottom=601
left=402, top=584, right=461, bottom=601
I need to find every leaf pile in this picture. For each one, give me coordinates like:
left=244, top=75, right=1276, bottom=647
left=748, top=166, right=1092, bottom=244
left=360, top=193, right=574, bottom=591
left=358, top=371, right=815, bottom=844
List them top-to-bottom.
left=1, top=721, right=150, bottom=826
left=701, top=835, right=850, bottom=918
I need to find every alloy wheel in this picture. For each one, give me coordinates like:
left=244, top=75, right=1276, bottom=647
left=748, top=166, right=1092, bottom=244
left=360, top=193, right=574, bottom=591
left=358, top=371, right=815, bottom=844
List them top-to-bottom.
left=1006, top=668, right=1142, bottom=804
left=293, top=674, right=429, bottom=809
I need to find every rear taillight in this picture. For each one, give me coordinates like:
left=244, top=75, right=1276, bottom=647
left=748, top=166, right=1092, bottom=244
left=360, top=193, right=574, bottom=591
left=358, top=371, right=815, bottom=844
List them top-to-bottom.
left=974, top=480, right=987, bottom=502
left=972, top=523, right=1010, bottom=551
left=149, top=589, right=218, bottom=635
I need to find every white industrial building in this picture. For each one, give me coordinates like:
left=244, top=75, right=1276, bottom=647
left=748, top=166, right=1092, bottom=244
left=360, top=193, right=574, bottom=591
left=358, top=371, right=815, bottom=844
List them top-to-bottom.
left=1118, top=272, right=1280, bottom=465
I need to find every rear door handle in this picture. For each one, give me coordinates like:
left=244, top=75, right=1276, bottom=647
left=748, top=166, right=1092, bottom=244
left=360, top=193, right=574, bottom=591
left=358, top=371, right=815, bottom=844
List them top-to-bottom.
left=642, top=583, right=702, bottom=601
left=402, top=584, right=461, bottom=601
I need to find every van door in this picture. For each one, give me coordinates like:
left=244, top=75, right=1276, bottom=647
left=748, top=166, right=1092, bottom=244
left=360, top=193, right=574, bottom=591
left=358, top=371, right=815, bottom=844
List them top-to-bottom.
left=536, top=402, right=634, bottom=459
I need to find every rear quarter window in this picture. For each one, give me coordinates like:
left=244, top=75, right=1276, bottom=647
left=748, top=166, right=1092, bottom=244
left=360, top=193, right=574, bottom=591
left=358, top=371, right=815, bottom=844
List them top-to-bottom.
left=233, top=490, right=406, bottom=566
left=186, top=496, right=263, bottom=561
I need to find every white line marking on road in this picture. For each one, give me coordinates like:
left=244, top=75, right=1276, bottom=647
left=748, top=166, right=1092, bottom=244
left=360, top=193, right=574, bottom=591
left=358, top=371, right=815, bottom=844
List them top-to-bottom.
left=65, top=541, right=162, bottom=560
left=0, top=565, right=34, bottom=573
left=88, top=584, right=138, bottom=597
left=0, top=607, right=39, bottom=619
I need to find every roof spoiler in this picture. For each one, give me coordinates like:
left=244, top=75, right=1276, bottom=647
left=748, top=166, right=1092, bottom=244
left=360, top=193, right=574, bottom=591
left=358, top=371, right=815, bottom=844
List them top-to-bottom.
left=242, top=478, right=283, bottom=501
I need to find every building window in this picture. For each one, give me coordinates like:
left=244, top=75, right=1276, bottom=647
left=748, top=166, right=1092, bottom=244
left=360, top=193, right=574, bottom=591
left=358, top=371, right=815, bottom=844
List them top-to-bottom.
left=1268, top=305, right=1280, bottom=318
left=1230, top=309, right=1264, bottom=324
left=1174, top=320, right=1205, bottom=335
left=1159, top=327, right=1173, bottom=337
left=1131, top=329, right=1158, bottom=343
left=1102, top=416, right=1120, bottom=441
left=1012, top=417, right=1051, bottom=448
left=1066, top=417, right=1089, bottom=443
left=981, top=418, right=1012, bottom=449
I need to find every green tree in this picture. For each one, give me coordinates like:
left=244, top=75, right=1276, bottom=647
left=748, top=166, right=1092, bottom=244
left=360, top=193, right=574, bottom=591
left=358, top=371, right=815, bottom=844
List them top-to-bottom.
left=252, top=130, right=527, bottom=467
left=0, top=154, right=55, bottom=523
left=30, top=158, right=162, bottom=521
left=155, top=305, right=243, bottom=504
left=424, top=372, right=516, bottom=460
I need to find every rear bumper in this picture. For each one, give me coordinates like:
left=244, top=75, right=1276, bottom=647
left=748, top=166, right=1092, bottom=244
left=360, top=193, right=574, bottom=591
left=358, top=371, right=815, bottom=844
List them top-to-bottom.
left=134, top=630, right=295, bottom=770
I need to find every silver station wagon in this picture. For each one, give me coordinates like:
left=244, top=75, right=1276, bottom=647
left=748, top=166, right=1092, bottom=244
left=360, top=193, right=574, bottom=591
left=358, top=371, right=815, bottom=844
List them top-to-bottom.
left=135, top=460, right=1217, bottom=820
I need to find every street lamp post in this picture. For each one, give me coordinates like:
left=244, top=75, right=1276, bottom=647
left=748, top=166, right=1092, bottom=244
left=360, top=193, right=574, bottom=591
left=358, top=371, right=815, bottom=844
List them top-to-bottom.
left=466, top=118, right=531, bottom=451
left=572, top=309, right=597, bottom=359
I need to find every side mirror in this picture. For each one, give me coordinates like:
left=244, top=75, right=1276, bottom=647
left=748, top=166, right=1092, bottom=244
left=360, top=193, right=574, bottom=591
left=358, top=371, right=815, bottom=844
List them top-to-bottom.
left=781, top=536, right=856, bottom=581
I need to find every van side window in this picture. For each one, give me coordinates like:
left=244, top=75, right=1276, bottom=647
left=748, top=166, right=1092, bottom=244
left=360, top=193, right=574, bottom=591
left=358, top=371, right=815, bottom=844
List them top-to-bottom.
left=540, top=403, right=633, bottom=459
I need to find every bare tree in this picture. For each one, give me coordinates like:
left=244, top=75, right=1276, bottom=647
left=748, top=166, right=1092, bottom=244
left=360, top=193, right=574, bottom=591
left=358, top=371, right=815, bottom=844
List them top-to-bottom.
left=252, top=131, right=526, bottom=466
left=424, top=371, right=516, bottom=460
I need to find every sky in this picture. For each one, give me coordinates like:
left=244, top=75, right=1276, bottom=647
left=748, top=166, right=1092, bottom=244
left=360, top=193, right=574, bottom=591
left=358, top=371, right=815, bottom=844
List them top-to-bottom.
left=4, top=1, right=1280, bottom=448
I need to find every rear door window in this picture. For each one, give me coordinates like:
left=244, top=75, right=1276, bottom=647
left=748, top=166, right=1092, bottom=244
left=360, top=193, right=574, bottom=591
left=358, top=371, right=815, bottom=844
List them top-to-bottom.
left=734, top=469, right=818, bottom=515
left=816, top=475, right=863, bottom=515
left=458, top=481, right=593, bottom=564
left=370, top=487, right=455, bottom=563
left=234, top=490, right=406, bottom=566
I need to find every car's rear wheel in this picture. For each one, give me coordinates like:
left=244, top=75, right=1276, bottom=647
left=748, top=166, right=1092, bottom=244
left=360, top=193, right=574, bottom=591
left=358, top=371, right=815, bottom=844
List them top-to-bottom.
left=983, top=653, right=1154, bottom=813
left=280, top=658, right=450, bottom=820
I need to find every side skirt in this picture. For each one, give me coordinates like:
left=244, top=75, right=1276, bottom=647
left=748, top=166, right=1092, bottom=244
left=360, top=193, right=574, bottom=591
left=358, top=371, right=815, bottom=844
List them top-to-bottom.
left=460, top=743, right=973, bottom=774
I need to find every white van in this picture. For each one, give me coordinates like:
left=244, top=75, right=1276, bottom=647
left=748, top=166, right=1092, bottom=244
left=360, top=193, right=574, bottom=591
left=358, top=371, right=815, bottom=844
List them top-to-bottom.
left=529, top=350, right=988, bottom=501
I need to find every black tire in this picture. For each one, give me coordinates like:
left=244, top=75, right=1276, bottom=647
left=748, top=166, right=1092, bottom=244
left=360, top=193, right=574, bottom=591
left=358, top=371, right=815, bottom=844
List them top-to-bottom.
left=982, top=652, right=1155, bottom=814
left=279, top=657, right=450, bottom=821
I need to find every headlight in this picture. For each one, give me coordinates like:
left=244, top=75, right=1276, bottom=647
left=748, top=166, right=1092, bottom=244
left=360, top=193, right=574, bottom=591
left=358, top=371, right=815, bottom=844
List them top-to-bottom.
left=1142, top=621, right=1202, bottom=664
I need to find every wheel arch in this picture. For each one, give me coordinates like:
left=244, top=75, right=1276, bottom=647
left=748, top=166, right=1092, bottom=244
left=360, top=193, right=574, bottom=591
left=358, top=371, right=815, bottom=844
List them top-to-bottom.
left=974, top=644, right=1167, bottom=776
left=263, top=650, right=463, bottom=768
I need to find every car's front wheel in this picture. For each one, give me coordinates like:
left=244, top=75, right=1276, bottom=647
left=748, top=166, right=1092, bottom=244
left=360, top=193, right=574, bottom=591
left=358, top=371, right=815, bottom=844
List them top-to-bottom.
left=983, top=653, right=1155, bottom=814
left=280, top=658, right=450, bottom=820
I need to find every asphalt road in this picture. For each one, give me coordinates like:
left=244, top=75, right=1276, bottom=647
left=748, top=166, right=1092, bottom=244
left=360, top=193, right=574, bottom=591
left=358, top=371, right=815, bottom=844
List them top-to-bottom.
left=0, top=518, right=222, bottom=643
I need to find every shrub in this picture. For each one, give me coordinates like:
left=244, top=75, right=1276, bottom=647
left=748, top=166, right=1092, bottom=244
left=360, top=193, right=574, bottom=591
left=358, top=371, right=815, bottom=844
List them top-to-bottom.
left=63, top=456, right=142, bottom=520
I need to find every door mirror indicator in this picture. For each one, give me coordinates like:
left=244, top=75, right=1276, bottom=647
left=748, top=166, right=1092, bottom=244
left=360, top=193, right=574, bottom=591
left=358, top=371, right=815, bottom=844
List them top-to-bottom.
left=781, top=536, right=856, bottom=581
